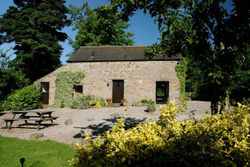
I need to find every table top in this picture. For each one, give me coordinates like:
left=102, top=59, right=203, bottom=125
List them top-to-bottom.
left=1, top=110, right=54, bottom=114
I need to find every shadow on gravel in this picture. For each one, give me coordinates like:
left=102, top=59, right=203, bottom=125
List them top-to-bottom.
left=73, top=116, right=147, bottom=139
left=104, top=116, right=147, bottom=130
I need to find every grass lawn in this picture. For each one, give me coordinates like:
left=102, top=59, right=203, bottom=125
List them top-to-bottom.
left=0, top=136, right=75, bottom=167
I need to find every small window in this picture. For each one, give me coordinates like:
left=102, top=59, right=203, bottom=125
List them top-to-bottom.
left=156, top=81, right=169, bottom=104
left=40, top=82, right=49, bottom=104
left=41, top=82, right=49, bottom=93
left=74, top=85, right=83, bottom=97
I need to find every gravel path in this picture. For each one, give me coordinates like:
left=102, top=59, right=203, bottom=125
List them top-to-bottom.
left=0, top=101, right=211, bottom=145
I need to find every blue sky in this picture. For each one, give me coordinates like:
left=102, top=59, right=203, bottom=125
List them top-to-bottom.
left=0, top=0, right=160, bottom=64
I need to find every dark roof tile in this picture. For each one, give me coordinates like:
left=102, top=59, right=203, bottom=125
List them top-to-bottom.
left=67, top=46, right=182, bottom=62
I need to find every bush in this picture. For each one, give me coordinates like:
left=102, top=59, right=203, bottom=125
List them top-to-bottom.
left=0, top=68, right=30, bottom=102
left=2, top=85, right=42, bottom=111
left=71, top=95, right=108, bottom=109
left=231, top=97, right=250, bottom=107
left=140, top=99, right=155, bottom=105
left=0, top=102, right=3, bottom=111
left=69, top=102, right=249, bottom=167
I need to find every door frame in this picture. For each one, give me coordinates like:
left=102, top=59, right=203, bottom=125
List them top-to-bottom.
left=112, top=80, right=124, bottom=103
left=156, top=81, right=169, bottom=104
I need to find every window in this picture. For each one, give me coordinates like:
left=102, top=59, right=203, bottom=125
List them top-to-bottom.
left=156, top=81, right=169, bottom=104
left=40, top=82, right=49, bottom=104
left=41, top=82, right=49, bottom=93
left=74, top=85, right=83, bottom=97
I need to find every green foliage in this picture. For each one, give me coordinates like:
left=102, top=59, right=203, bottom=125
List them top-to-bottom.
left=0, top=0, right=71, bottom=82
left=111, top=0, right=250, bottom=113
left=68, top=2, right=134, bottom=51
left=144, top=43, right=162, bottom=59
left=229, top=45, right=250, bottom=105
left=0, top=48, right=12, bottom=69
left=0, top=49, right=30, bottom=103
left=175, top=58, right=187, bottom=104
left=0, top=68, right=29, bottom=103
left=54, top=69, right=85, bottom=108
left=2, top=85, right=42, bottom=111
left=156, top=88, right=164, bottom=97
left=71, top=95, right=108, bottom=109
left=71, top=95, right=91, bottom=109
left=240, top=98, right=250, bottom=107
left=140, top=99, right=155, bottom=105
left=60, top=100, right=65, bottom=108
left=70, top=101, right=249, bottom=166
left=0, top=136, right=74, bottom=167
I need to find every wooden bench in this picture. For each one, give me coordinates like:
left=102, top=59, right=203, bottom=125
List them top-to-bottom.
left=0, top=111, right=11, bottom=116
left=3, top=117, right=57, bottom=130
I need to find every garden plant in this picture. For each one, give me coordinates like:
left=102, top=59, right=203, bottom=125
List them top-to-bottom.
left=70, top=101, right=249, bottom=167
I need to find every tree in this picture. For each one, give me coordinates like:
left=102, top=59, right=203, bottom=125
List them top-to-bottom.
left=0, top=0, right=71, bottom=82
left=110, top=0, right=250, bottom=114
left=69, top=2, right=134, bottom=51
left=0, top=49, right=29, bottom=103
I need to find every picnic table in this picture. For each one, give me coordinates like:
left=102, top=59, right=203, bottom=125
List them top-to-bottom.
left=1, top=110, right=57, bottom=130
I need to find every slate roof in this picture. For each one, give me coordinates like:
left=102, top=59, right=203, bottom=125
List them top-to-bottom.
left=67, top=46, right=182, bottom=62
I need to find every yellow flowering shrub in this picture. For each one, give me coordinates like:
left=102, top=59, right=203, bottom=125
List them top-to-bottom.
left=71, top=95, right=108, bottom=109
left=88, top=95, right=108, bottom=108
left=69, top=102, right=249, bottom=167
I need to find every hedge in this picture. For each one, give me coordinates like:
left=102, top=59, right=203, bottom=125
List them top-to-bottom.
left=2, top=85, right=42, bottom=111
left=70, top=102, right=249, bottom=167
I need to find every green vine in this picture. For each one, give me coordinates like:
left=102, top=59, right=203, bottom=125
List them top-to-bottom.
left=144, top=43, right=162, bottom=59
left=144, top=45, right=187, bottom=106
left=175, top=58, right=187, bottom=105
left=53, top=68, right=85, bottom=107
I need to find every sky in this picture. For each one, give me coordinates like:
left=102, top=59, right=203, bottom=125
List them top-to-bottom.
left=0, top=0, right=160, bottom=64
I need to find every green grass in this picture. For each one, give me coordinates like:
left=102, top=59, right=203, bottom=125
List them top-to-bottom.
left=0, top=136, right=74, bottom=167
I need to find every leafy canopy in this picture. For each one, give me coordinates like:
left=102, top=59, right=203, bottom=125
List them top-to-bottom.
left=0, top=0, right=71, bottom=82
left=110, top=0, right=250, bottom=113
left=69, top=2, right=134, bottom=51
left=0, top=49, right=29, bottom=103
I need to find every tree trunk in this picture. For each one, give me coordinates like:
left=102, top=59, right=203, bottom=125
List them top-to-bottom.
left=219, top=90, right=230, bottom=114
left=225, top=90, right=230, bottom=112
left=211, top=100, right=218, bottom=115
left=219, top=105, right=224, bottom=114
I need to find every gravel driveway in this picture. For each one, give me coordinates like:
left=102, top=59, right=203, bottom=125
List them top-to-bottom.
left=0, top=101, right=211, bottom=145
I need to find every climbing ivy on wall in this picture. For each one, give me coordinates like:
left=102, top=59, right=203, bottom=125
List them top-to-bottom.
left=175, top=58, right=187, bottom=104
left=53, top=68, right=85, bottom=108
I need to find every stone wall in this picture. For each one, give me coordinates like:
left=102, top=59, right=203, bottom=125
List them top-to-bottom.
left=36, top=61, right=180, bottom=105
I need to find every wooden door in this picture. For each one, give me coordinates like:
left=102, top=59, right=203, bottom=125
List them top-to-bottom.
left=112, top=80, right=124, bottom=103
left=41, top=82, right=49, bottom=104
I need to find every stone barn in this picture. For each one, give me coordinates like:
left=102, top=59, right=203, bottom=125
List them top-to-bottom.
left=36, top=46, right=182, bottom=105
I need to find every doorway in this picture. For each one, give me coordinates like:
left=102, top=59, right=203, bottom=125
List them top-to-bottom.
left=112, top=80, right=124, bottom=103
left=156, top=81, right=169, bottom=104
left=41, top=82, right=49, bottom=104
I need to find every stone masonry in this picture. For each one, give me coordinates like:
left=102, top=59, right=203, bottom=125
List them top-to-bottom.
left=36, top=61, right=180, bottom=105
